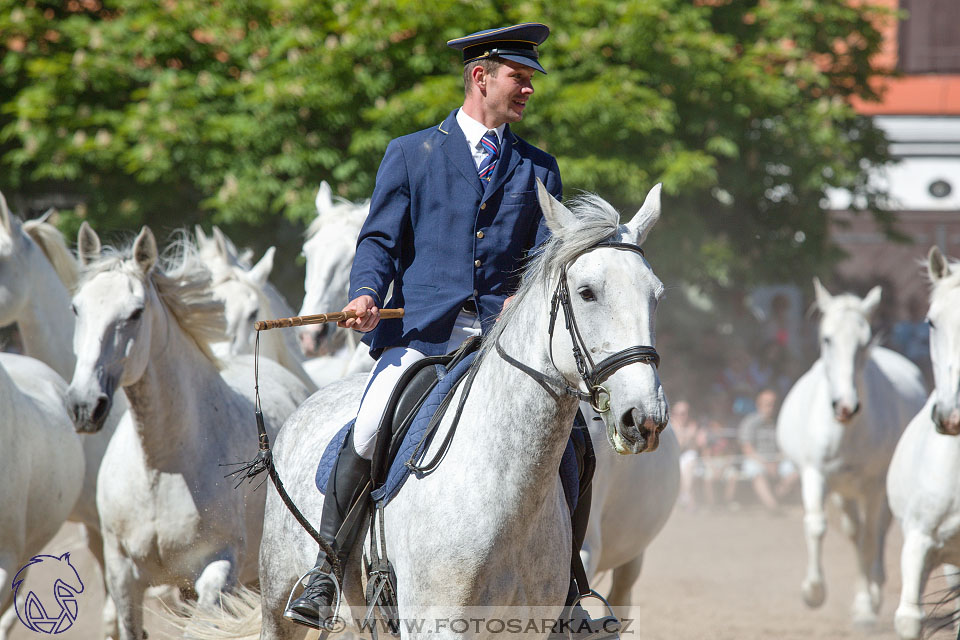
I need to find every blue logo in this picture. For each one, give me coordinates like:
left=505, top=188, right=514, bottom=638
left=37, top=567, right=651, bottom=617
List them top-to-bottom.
left=12, top=552, right=84, bottom=634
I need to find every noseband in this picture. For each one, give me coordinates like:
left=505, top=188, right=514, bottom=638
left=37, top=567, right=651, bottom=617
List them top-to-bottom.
left=496, top=240, right=661, bottom=413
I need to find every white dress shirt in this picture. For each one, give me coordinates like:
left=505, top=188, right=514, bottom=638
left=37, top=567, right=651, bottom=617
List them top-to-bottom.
left=456, top=108, right=505, bottom=171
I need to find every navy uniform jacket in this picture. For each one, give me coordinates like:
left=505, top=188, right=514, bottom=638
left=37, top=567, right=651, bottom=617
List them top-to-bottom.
left=349, top=108, right=562, bottom=357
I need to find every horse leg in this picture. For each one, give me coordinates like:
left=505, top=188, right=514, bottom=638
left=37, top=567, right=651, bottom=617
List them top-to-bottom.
left=800, top=467, right=827, bottom=608
left=850, top=489, right=886, bottom=626
left=81, top=523, right=120, bottom=639
left=894, top=529, right=936, bottom=640
left=103, top=537, right=147, bottom=640
left=606, top=553, right=643, bottom=608
left=0, top=556, right=15, bottom=640
left=195, top=556, right=236, bottom=609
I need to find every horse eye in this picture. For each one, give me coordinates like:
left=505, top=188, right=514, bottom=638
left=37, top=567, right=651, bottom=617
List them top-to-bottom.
left=578, top=287, right=596, bottom=302
left=70, top=303, right=77, bottom=316
left=129, top=308, right=144, bottom=321
left=247, top=310, right=258, bottom=322
left=927, top=318, right=935, bottom=330
left=822, top=336, right=831, bottom=346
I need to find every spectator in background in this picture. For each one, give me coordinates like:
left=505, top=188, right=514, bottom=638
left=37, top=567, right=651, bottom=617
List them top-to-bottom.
left=892, top=293, right=932, bottom=386
left=737, top=388, right=798, bottom=511
left=698, top=392, right=740, bottom=508
left=673, top=401, right=701, bottom=510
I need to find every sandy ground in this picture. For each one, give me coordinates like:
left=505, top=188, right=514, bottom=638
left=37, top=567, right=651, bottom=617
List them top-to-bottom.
left=9, top=502, right=959, bottom=639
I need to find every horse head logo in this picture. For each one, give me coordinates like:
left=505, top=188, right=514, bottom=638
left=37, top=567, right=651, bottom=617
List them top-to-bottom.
left=12, top=552, right=84, bottom=634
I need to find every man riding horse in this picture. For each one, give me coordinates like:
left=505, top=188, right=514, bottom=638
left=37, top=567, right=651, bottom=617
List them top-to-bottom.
left=285, top=22, right=609, bottom=637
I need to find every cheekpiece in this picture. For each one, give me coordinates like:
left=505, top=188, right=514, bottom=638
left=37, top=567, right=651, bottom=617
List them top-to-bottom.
left=446, top=22, right=550, bottom=74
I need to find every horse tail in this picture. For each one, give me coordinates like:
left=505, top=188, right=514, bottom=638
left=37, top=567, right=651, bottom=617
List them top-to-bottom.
left=923, top=571, right=960, bottom=639
left=156, top=585, right=262, bottom=640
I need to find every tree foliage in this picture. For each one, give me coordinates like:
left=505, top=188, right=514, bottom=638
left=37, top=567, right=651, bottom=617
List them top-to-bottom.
left=0, top=0, right=894, bottom=302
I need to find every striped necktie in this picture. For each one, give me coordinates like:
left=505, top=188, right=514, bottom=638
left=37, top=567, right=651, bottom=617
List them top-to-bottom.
left=477, top=130, right=499, bottom=184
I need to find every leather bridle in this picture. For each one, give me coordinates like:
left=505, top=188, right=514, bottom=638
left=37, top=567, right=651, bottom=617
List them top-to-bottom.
left=496, top=239, right=660, bottom=413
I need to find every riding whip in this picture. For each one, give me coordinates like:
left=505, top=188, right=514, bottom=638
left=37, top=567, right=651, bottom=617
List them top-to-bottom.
left=254, top=308, right=404, bottom=331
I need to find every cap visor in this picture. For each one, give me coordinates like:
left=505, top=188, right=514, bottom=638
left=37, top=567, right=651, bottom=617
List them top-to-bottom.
left=497, top=53, right=546, bottom=74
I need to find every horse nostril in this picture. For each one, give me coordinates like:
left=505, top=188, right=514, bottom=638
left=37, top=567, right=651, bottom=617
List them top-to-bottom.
left=91, top=395, right=110, bottom=424
left=621, top=409, right=636, bottom=429
left=656, top=423, right=666, bottom=434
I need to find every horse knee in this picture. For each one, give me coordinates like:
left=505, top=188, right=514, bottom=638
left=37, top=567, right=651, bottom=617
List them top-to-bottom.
left=804, top=513, right=826, bottom=539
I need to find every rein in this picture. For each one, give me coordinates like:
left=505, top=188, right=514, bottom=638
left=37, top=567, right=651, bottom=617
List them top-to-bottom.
left=498, top=240, right=660, bottom=413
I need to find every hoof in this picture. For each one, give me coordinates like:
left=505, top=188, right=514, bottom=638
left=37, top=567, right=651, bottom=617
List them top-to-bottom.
left=802, top=580, right=826, bottom=608
left=894, top=611, right=922, bottom=640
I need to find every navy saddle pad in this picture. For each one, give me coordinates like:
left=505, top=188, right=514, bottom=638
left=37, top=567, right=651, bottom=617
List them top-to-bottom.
left=316, top=351, right=582, bottom=512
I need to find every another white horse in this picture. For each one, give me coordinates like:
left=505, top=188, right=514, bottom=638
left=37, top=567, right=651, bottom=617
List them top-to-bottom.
left=244, top=181, right=669, bottom=640
left=298, top=182, right=370, bottom=385
left=0, top=194, right=128, bottom=638
left=65, top=225, right=312, bottom=640
left=197, top=226, right=317, bottom=391
left=887, top=246, right=960, bottom=639
left=777, top=279, right=926, bottom=625
left=0, top=352, right=84, bottom=638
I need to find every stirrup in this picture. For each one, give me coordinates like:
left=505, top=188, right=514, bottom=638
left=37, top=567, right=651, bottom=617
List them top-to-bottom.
left=283, top=565, right=343, bottom=632
left=566, top=589, right=621, bottom=640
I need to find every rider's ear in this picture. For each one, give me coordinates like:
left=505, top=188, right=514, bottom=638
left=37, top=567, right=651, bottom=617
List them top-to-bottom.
left=536, top=178, right=576, bottom=233
left=626, top=183, right=662, bottom=246
left=77, top=221, right=102, bottom=266
left=132, top=226, right=158, bottom=274
left=929, top=245, right=950, bottom=282
left=812, top=277, right=831, bottom=310
left=861, top=286, right=882, bottom=317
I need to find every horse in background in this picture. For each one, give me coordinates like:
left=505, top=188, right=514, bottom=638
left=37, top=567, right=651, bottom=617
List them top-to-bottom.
left=298, top=182, right=371, bottom=385
left=0, top=192, right=129, bottom=638
left=66, top=224, right=311, bottom=640
left=197, top=226, right=316, bottom=391
left=887, top=246, right=960, bottom=639
left=777, top=278, right=926, bottom=626
left=0, top=353, right=84, bottom=640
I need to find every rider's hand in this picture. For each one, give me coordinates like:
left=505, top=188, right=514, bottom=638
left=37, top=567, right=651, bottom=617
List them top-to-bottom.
left=338, top=295, right=380, bottom=332
left=496, top=295, right=515, bottom=322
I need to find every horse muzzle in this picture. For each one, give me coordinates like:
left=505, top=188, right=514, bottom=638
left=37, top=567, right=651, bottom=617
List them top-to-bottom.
left=67, top=390, right=112, bottom=434
left=832, top=400, right=860, bottom=424
left=932, top=402, right=960, bottom=436
left=608, top=407, right=667, bottom=454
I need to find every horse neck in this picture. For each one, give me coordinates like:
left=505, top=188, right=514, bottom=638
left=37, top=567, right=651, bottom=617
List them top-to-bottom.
left=17, top=241, right=76, bottom=379
left=453, top=283, right=580, bottom=518
left=123, top=308, right=226, bottom=467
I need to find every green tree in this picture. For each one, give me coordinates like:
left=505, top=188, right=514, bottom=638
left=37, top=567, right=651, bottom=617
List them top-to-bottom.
left=0, top=0, right=894, bottom=308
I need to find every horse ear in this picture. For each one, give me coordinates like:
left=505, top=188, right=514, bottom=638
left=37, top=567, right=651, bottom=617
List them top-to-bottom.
left=536, top=178, right=576, bottom=233
left=315, top=181, right=334, bottom=217
left=626, top=183, right=662, bottom=246
left=0, top=191, right=11, bottom=235
left=77, top=221, right=102, bottom=266
left=195, top=225, right=209, bottom=248
left=132, top=226, right=158, bottom=273
left=212, top=226, right=230, bottom=259
left=929, top=245, right=950, bottom=281
left=248, top=246, right=275, bottom=288
left=812, top=277, right=831, bottom=310
left=861, top=285, right=882, bottom=316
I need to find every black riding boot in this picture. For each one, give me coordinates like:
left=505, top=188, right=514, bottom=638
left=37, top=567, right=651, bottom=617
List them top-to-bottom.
left=284, top=430, right=371, bottom=630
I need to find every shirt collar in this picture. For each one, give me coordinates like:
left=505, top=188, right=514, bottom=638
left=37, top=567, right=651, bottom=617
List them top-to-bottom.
left=456, top=108, right=505, bottom=150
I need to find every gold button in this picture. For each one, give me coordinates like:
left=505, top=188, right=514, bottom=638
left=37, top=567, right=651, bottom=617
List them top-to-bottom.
left=480, top=203, right=486, bottom=210
left=476, top=231, right=484, bottom=239
left=475, top=260, right=482, bottom=268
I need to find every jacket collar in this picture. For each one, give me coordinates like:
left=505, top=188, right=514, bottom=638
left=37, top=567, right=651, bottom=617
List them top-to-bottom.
left=438, top=110, right=523, bottom=201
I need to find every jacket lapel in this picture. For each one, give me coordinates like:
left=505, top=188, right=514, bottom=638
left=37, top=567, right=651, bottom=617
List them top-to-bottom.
left=439, top=110, right=484, bottom=198
left=482, top=125, right=521, bottom=204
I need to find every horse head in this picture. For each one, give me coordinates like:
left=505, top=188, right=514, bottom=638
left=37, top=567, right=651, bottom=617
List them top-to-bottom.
left=534, top=180, right=668, bottom=453
left=297, top=181, right=369, bottom=356
left=0, top=190, right=30, bottom=327
left=210, top=246, right=275, bottom=357
left=926, top=246, right=960, bottom=435
left=813, top=278, right=880, bottom=424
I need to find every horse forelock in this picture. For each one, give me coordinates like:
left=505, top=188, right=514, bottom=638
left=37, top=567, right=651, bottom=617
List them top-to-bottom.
left=478, top=192, right=624, bottom=364
left=80, top=234, right=226, bottom=367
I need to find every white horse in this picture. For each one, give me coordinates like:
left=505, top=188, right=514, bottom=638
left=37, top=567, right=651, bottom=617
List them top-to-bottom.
left=223, top=180, right=669, bottom=640
left=298, top=182, right=370, bottom=385
left=0, top=194, right=129, bottom=638
left=65, top=224, right=312, bottom=640
left=197, top=226, right=317, bottom=391
left=887, top=246, right=960, bottom=639
left=777, top=278, right=926, bottom=625
left=0, top=352, right=84, bottom=639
